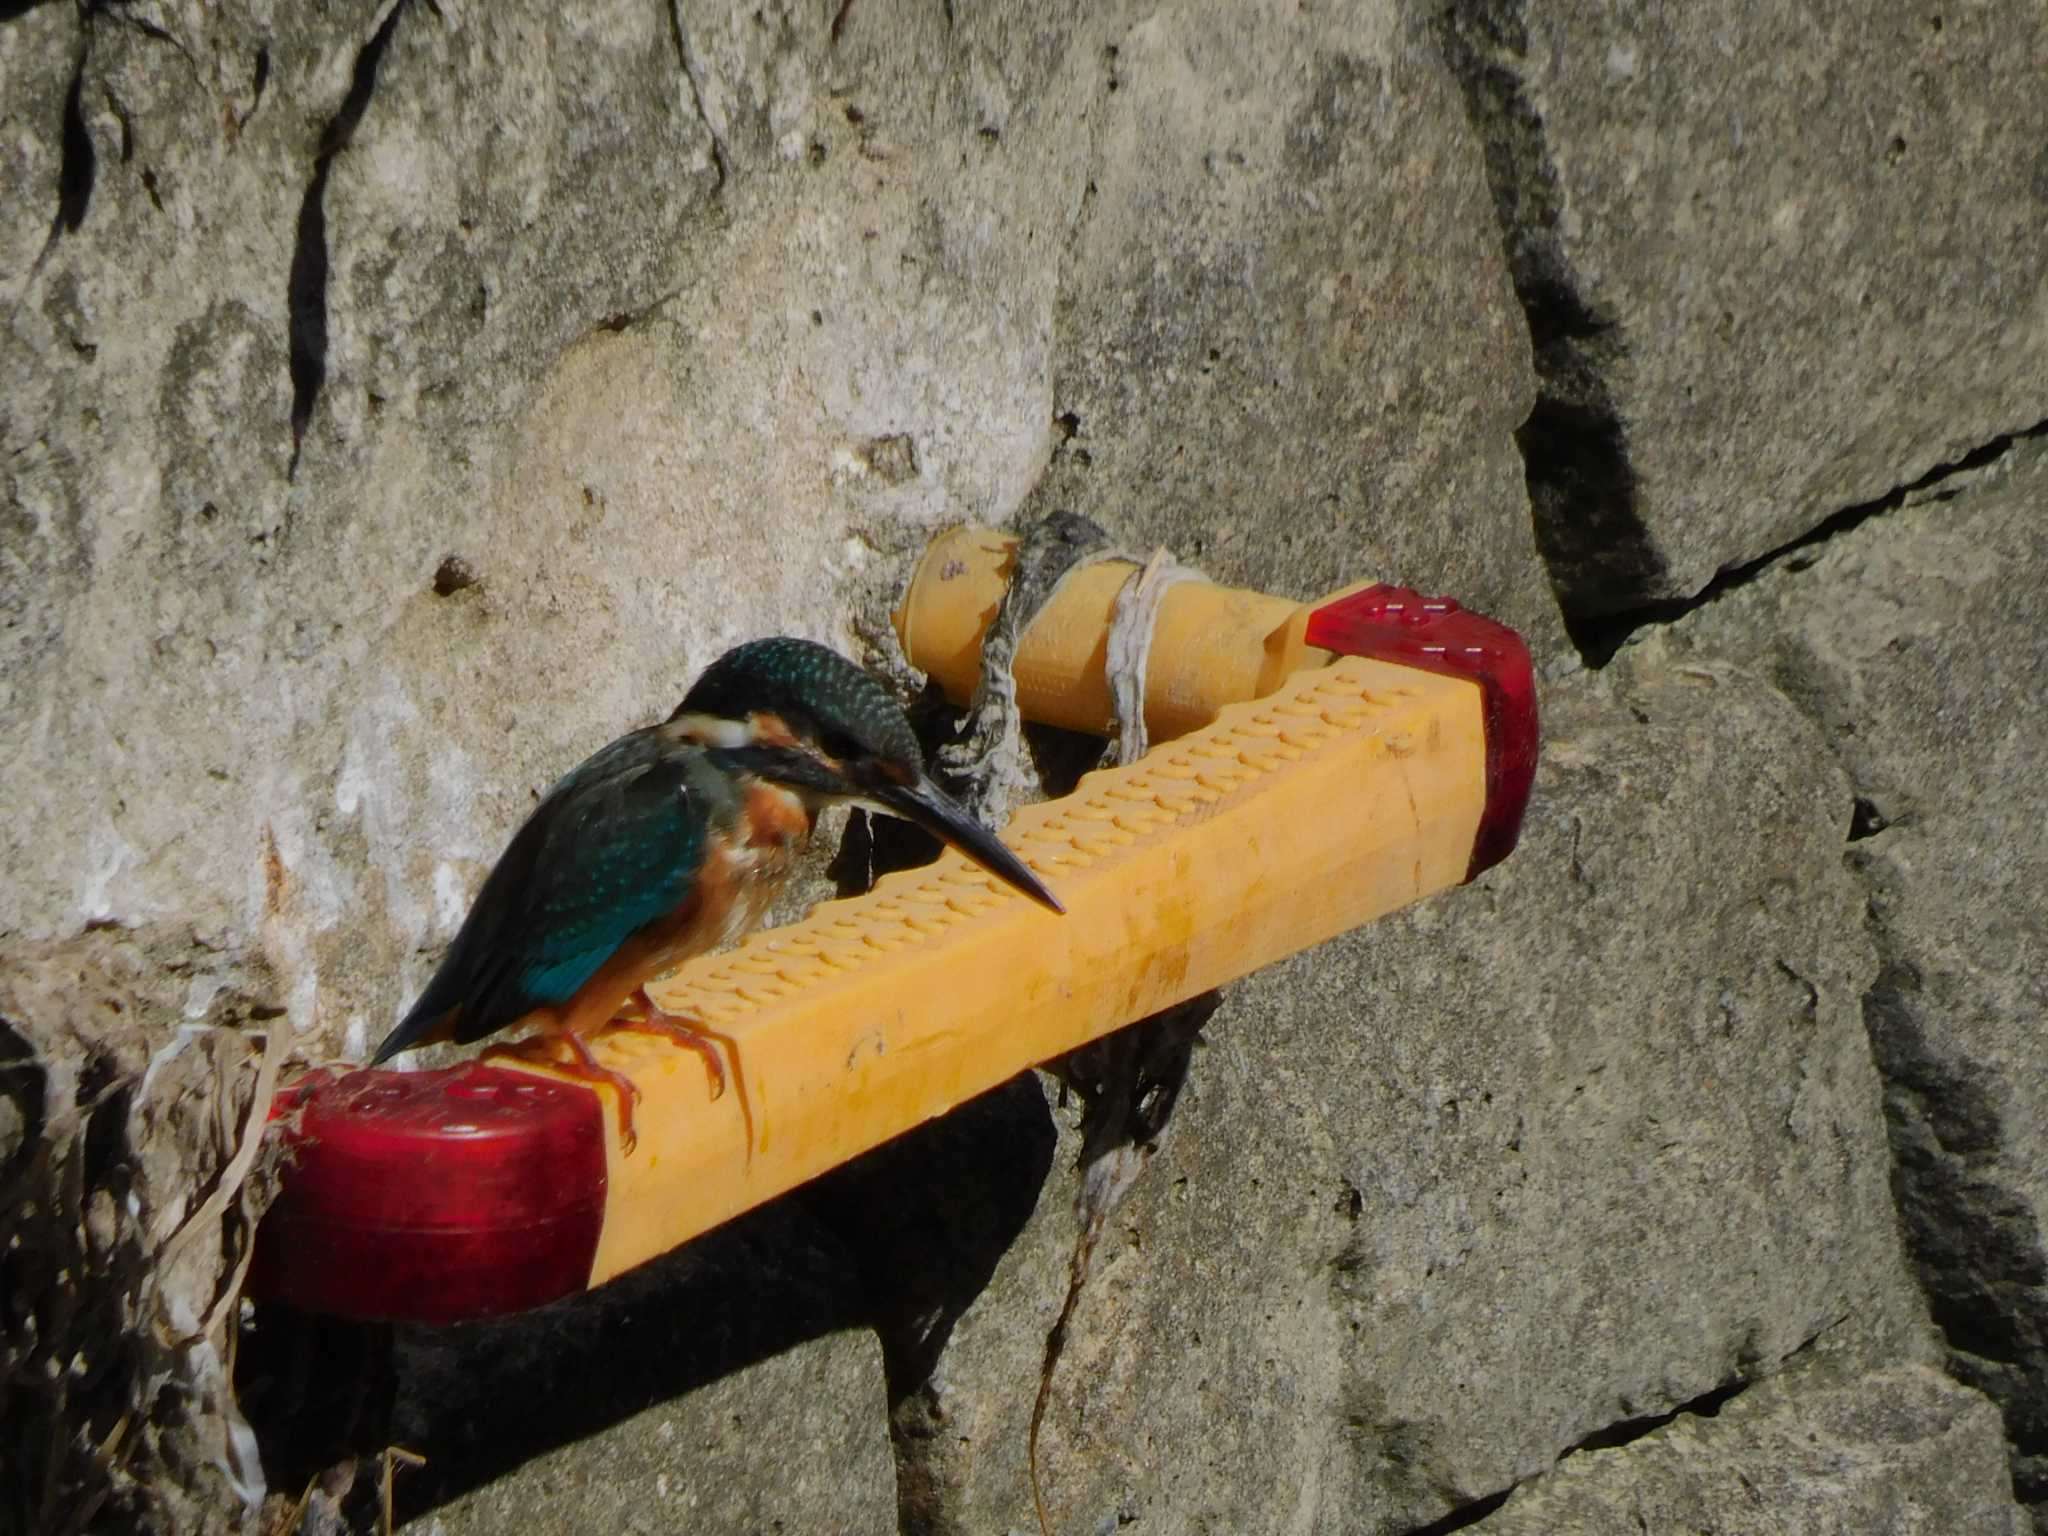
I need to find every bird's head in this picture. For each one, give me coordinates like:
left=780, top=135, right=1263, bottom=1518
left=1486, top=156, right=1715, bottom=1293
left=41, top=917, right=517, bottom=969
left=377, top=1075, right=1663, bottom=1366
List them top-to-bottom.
left=670, top=637, right=1063, bottom=914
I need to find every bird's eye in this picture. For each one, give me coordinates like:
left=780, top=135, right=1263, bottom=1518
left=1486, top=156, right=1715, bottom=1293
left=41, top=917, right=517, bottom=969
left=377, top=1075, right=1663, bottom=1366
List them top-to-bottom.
left=819, top=729, right=863, bottom=762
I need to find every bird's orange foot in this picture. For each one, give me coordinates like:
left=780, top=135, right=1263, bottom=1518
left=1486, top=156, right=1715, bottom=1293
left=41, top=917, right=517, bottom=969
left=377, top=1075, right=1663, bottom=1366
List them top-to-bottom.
left=608, top=989, right=754, bottom=1162
left=610, top=1001, right=726, bottom=1100
left=482, top=1030, right=645, bottom=1154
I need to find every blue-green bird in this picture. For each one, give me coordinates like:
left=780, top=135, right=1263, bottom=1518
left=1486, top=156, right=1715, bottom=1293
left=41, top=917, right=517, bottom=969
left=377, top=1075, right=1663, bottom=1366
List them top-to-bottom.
left=369, top=637, right=1061, bottom=1147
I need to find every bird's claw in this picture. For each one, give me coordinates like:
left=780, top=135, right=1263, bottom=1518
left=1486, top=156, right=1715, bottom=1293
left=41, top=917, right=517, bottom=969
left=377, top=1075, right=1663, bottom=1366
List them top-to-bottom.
left=609, top=992, right=754, bottom=1163
left=483, top=1031, right=644, bottom=1152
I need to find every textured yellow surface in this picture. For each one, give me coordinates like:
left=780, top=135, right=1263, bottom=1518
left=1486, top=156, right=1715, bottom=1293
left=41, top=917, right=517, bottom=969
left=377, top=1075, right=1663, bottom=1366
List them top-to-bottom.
left=893, top=523, right=1362, bottom=739
left=564, top=655, right=1485, bottom=1287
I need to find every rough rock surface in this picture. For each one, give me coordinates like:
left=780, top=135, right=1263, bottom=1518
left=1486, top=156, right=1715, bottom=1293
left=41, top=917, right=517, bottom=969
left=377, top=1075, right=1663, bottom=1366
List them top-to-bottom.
left=0, top=0, right=1094, bottom=1058
left=1, top=0, right=1570, bottom=1073
left=1, top=0, right=727, bottom=1056
left=7, top=0, right=2048, bottom=1530
left=1019, top=0, right=1564, bottom=658
left=1439, top=0, right=2048, bottom=620
left=1646, top=434, right=2048, bottom=1513
left=901, top=659, right=1931, bottom=1534
left=406, top=1327, right=895, bottom=1536
left=1476, top=1358, right=2028, bottom=1536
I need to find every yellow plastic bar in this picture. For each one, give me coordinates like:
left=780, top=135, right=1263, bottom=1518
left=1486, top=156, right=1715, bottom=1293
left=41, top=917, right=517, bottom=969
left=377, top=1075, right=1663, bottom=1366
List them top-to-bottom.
left=892, top=524, right=1361, bottom=740
left=559, top=656, right=1486, bottom=1287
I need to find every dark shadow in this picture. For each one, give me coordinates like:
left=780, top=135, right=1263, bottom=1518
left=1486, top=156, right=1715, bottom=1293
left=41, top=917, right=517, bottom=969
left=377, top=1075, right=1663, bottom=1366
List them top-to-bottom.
left=287, top=0, right=409, bottom=478
left=1432, top=1, right=1660, bottom=662
left=1435, top=2, right=2048, bottom=668
left=10, top=15, right=91, bottom=316
left=53, top=45, right=94, bottom=238
left=1568, top=420, right=2047, bottom=663
left=243, top=670, right=1070, bottom=1518
left=828, top=683, right=1106, bottom=900
left=820, top=693, right=1078, bottom=1393
left=828, top=801, right=943, bottom=900
left=1866, top=950, right=2048, bottom=1483
left=0, top=1016, right=44, bottom=1184
left=238, top=1071, right=1057, bottom=1524
left=799, top=1075, right=1057, bottom=1401
left=239, top=1186, right=864, bottom=1520
left=385, top=1198, right=863, bottom=1517
left=234, top=1308, right=398, bottom=1526
left=1562, top=1374, right=1744, bottom=1457
left=1404, top=1487, right=1511, bottom=1535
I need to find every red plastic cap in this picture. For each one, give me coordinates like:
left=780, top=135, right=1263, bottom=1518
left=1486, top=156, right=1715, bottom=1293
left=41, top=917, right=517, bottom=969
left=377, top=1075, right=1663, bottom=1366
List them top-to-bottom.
left=1304, top=585, right=1539, bottom=881
left=246, top=1062, right=608, bottom=1324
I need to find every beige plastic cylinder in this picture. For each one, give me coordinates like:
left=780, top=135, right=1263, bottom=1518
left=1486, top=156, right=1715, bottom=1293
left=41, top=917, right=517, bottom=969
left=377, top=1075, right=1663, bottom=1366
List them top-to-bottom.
left=893, top=524, right=1335, bottom=739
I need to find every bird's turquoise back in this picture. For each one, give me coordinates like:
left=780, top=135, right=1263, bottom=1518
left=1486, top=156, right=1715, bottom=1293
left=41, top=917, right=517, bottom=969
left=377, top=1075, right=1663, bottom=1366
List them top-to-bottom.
left=371, top=728, right=739, bottom=1060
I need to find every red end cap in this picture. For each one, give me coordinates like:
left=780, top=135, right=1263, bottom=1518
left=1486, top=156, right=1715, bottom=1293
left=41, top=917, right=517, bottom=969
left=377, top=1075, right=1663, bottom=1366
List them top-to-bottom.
left=1304, top=585, right=1539, bottom=882
left=246, top=1062, right=608, bottom=1325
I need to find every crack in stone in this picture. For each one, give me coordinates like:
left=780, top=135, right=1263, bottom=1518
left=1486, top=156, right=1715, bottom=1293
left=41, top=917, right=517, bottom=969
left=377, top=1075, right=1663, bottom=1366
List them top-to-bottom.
left=10, top=0, right=221, bottom=323
left=93, top=0, right=195, bottom=63
left=286, top=0, right=410, bottom=481
left=667, top=0, right=732, bottom=191
left=1434, top=0, right=1661, bottom=659
left=1435, top=0, right=2048, bottom=674
left=9, top=18, right=92, bottom=320
left=53, top=38, right=95, bottom=237
left=238, top=43, right=270, bottom=133
left=589, top=286, right=685, bottom=339
left=1574, top=418, right=2048, bottom=664
left=1847, top=796, right=1890, bottom=843
left=1862, top=932, right=2048, bottom=1502
left=1395, top=1370, right=1760, bottom=1534
left=1560, top=1374, right=1749, bottom=1459
left=1401, top=1487, right=1512, bottom=1536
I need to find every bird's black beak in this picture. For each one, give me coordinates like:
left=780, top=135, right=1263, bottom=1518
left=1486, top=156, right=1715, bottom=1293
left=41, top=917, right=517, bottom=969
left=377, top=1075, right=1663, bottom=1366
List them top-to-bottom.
left=873, top=775, right=1065, bottom=914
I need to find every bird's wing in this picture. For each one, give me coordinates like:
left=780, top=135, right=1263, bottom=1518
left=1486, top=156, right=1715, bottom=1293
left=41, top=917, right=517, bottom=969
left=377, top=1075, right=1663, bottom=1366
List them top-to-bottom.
left=371, top=732, right=709, bottom=1059
left=452, top=743, right=711, bottom=1042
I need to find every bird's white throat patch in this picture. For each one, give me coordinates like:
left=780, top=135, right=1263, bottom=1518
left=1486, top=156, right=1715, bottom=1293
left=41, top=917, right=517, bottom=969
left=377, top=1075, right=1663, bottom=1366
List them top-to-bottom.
left=667, top=712, right=753, bottom=749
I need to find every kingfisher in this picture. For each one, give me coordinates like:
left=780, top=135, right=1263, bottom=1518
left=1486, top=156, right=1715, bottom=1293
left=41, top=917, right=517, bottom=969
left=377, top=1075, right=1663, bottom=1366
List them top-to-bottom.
left=369, top=636, right=1062, bottom=1150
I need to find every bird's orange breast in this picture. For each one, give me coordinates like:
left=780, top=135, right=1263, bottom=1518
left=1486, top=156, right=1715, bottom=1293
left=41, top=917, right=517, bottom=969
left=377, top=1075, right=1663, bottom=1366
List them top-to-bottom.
left=742, top=781, right=813, bottom=849
left=530, top=782, right=812, bottom=1041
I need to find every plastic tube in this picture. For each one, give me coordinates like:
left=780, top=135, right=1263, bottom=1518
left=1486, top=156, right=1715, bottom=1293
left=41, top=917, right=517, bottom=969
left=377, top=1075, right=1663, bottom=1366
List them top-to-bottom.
left=248, top=553, right=1536, bottom=1323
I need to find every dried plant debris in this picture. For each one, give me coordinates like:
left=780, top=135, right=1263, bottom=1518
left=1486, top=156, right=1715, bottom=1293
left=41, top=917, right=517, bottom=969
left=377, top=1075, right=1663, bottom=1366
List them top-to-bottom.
left=938, top=509, right=1127, bottom=827
left=944, top=511, right=1219, bottom=1534
left=1027, top=543, right=1220, bottom=1535
left=1, top=929, right=287, bottom=1536
left=1030, top=992, right=1217, bottom=1536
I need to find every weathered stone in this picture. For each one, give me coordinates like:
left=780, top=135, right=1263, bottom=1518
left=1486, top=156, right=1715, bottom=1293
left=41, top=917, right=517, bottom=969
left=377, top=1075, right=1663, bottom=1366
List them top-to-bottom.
left=0, top=0, right=1108, bottom=1059
left=2, top=0, right=1557, bottom=1051
left=20, top=0, right=2043, bottom=1528
left=1027, top=0, right=1565, bottom=660
left=1439, top=0, right=2048, bottom=618
left=1649, top=433, right=2048, bottom=1513
left=896, top=658, right=1930, bottom=1533
left=402, top=1320, right=896, bottom=1536
left=1476, top=1359, right=2027, bottom=1536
